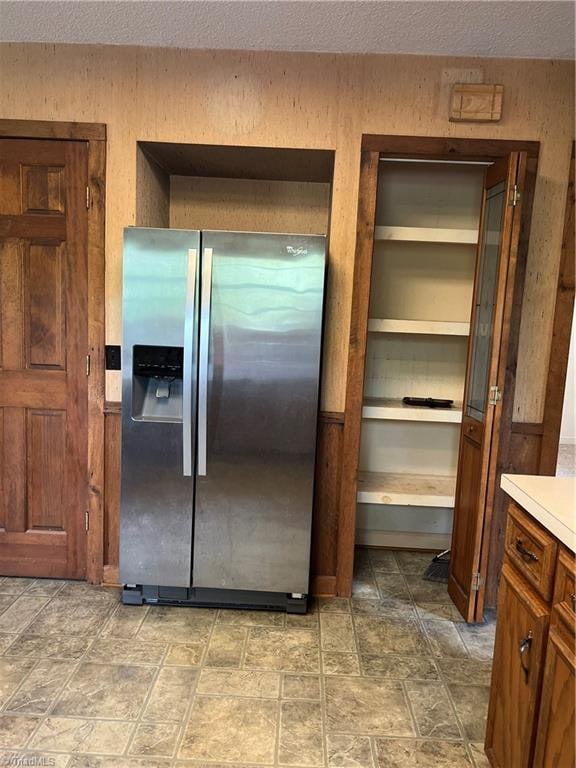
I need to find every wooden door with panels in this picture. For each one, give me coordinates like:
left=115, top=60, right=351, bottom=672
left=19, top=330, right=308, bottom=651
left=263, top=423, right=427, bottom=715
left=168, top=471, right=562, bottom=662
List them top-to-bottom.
left=0, top=138, right=89, bottom=578
left=448, top=152, right=527, bottom=622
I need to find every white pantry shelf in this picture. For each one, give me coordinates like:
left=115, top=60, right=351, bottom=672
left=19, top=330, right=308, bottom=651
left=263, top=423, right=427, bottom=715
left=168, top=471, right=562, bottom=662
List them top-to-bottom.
left=374, top=225, right=478, bottom=244
left=368, top=318, right=470, bottom=336
left=362, top=397, right=462, bottom=424
left=357, top=471, right=456, bottom=507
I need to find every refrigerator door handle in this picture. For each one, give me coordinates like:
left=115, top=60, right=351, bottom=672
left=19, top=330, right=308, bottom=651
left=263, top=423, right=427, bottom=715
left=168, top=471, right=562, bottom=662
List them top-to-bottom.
left=182, top=247, right=198, bottom=477
left=197, top=247, right=213, bottom=476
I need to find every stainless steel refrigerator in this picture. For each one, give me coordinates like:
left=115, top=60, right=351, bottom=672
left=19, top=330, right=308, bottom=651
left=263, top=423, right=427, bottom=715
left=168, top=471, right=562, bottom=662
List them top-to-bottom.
left=119, top=228, right=326, bottom=612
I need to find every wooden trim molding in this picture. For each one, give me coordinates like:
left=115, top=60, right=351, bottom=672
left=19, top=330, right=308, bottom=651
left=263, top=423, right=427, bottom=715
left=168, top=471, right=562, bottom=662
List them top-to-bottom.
left=0, top=119, right=106, bottom=141
left=1, top=119, right=107, bottom=584
left=338, top=134, right=541, bottom=601
left=361, top=134, right=540, bottom=159
left=86, top=138, right=107, bottom=583
left=540, top=143, right=575, bottom=474
left=336, top=150, right=379, bottom=597
left=104, top=406, right=121, bottom=583
left=311, top=411, right=345, bottom=595
left=320, top=411, right=345, bottom=425
left=511, top=422, right=545, bottom=436
left=102, top=565, right=120, bottom=586
left=310, top=575, right=337, bottom=597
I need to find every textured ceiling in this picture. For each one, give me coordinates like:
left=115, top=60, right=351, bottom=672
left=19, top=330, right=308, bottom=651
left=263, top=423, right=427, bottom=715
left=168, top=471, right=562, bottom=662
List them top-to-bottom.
left=0, top=0, right=574, bottom=59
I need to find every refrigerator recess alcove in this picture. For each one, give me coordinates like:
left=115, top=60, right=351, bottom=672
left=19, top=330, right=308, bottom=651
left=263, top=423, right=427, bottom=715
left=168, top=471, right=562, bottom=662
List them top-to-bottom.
left=120, top=141, right=333, bottom=613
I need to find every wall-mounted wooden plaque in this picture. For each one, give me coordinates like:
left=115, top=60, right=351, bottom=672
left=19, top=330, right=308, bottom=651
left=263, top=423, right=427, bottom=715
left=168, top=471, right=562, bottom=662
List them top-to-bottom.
left=450, top=83, right=504, bottom=122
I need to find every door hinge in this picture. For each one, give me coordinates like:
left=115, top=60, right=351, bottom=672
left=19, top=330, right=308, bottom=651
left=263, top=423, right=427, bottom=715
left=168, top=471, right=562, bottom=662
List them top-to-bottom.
left=510, top=184, right=521, bottom=207
left=86, top=185, right=90, bottom=210
left=85, top=354, right=91, bottom=377
left=489, top=385, right=502, bottom=405
left=85, top=510, right=89, bottom=532
left=471, top=572, right=484, bottom=591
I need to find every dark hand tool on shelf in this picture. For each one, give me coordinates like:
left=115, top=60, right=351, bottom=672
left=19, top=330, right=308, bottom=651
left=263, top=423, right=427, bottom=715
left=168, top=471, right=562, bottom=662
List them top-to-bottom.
left=402, top=397, right=454, bottom=408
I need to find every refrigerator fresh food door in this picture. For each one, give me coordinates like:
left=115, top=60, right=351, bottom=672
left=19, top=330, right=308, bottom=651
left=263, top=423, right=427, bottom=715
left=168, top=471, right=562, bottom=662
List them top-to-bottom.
left=120, top=227, right=200, bottom=587
left=194, top=231, right=326, bottom=594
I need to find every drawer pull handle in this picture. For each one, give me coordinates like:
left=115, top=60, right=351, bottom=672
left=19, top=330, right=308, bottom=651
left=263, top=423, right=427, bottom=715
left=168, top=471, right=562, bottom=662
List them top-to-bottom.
left=515, top=538, right=539, bottom=563
left=572, top=593, right=576, bottom=612
left=519, top=631, right=533, bottom=682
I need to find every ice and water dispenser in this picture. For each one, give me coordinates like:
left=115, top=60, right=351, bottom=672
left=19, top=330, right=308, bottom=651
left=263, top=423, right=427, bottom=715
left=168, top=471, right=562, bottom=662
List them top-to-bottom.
left=131, top=345, right=184, bottom=423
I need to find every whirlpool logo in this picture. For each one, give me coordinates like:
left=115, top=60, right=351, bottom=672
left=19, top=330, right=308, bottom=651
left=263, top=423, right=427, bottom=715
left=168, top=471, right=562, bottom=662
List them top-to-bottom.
left=286, top=246, right=308, bottom=255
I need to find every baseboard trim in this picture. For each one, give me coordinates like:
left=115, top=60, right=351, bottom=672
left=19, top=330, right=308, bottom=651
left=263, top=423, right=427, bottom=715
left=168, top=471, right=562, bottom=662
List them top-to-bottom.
left=355, top=530, right=451, bottom=550
left=102, top=564, right=120, bottom=586
left=310, top=574, right=336, bottom=597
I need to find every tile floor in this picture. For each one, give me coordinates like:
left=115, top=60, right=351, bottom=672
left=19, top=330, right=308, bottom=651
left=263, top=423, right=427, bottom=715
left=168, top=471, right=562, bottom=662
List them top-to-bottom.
left=0, top=549, right=495, bottom=768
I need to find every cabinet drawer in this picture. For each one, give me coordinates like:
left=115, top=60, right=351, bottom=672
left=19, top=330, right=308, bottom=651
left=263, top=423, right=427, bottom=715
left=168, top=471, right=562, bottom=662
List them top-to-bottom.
left=505, top=501, right=558, bottom=602
left=553, top=547, right=576, bottom=622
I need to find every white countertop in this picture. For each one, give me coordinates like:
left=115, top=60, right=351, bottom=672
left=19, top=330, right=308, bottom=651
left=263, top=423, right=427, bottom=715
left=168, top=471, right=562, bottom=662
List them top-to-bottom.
left=501, top=474, right=576, bottom=553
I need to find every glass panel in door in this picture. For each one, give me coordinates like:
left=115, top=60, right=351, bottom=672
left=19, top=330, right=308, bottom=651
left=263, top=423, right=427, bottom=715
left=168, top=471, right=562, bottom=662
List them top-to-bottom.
left=466, top=181, right=506, bottom=421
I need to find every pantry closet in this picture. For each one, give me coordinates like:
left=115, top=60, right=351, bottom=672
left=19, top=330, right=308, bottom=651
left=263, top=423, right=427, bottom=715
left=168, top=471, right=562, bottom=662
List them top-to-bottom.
left=339, top=135, right=537, bottom=621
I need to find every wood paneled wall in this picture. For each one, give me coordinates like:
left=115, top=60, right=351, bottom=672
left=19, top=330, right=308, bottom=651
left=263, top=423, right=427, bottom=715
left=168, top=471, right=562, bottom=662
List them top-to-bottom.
left=0, top=44, right=573, bottom=417
left=102, top=405, right=344, bottom=594
left=310, top=412, right=345, bottom=595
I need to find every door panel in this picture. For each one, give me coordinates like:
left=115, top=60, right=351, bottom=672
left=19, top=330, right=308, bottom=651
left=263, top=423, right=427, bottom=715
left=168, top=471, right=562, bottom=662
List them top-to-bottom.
left=0, top=138, right=88, bottom=578
left=449, top=153, right=527, bottom=621
left=21, top=164, right=65, bottom=214
left=194, top=231, right=326, bottom=594
left=0, top=240, right=24, bottom=367
left=26, top=242, right=66, bottom=368
left=2, top=408, right=25, bottom=532
left=27, top=409, right=66, bottom=530
left=449, top=416, right=482, bottom=603
left=485, top=563, right=549, bottom=768
left=533, top=609, right=575, bottom=768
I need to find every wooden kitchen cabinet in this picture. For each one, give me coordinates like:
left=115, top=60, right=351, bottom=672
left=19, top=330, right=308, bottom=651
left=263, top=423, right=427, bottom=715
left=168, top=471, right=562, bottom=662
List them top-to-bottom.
left=485, top=500, right=576, bottom=768
left=485, top=562, right=549, bottom=768
left=533, top=604, right=576, bottom=768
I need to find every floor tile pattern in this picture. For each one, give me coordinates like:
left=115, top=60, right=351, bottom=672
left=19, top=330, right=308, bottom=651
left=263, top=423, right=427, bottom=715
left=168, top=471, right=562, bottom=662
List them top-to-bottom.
left=0, top=548, right=495, bottom=767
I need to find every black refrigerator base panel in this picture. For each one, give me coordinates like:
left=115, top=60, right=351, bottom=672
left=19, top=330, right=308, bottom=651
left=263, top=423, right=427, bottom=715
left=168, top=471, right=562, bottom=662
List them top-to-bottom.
left=122, top=585, right=308, bottom=614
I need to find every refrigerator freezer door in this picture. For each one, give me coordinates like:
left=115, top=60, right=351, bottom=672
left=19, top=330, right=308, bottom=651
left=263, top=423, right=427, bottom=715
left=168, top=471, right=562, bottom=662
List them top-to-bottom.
left=120, top=227, right=200, bottom=587
left=194, top=231, right=326, bottom=594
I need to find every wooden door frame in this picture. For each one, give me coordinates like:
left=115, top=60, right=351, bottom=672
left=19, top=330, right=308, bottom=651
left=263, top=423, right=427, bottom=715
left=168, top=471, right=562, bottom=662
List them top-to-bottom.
left=0, top=119, right=106, bottom=584
left=337, top=134, right=539, bottom=597
left=539, top=143, right=575, bottom=473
